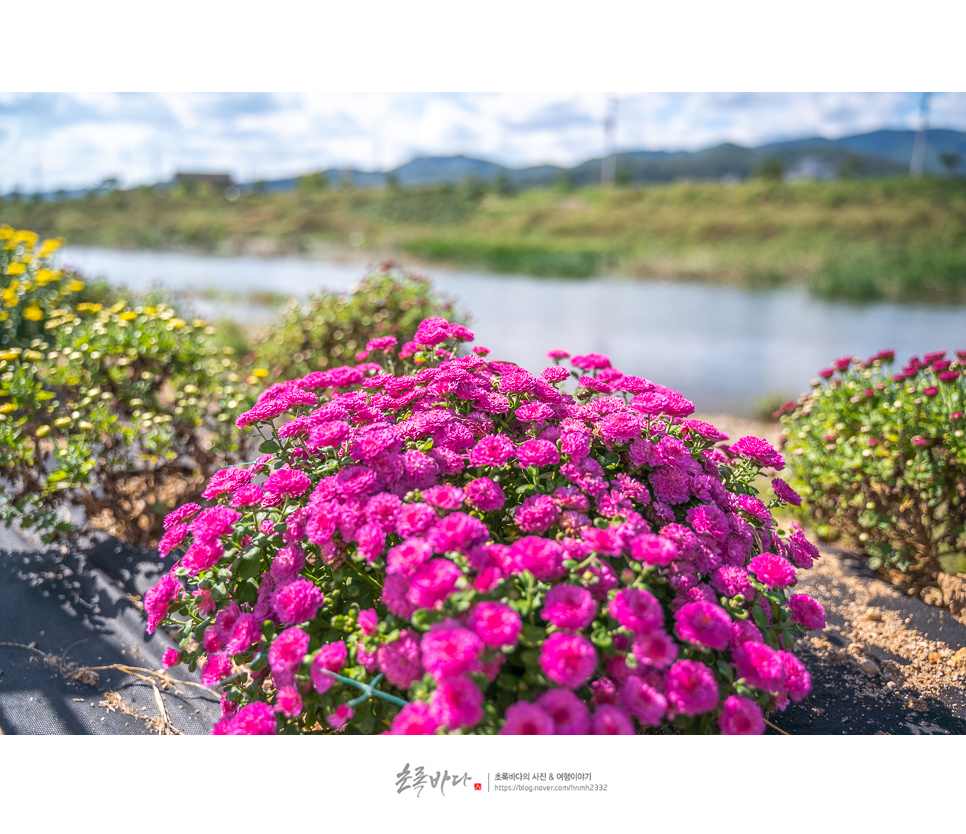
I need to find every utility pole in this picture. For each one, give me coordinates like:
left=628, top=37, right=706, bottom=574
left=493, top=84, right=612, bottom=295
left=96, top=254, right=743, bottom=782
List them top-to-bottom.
left=910, top=92, right=932, bottom=180
left=602, top=94, right=618, bottom=186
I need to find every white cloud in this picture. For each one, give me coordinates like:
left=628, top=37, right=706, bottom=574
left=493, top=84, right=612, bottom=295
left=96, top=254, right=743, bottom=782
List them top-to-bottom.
left=0, top=91, right=959, bottom=192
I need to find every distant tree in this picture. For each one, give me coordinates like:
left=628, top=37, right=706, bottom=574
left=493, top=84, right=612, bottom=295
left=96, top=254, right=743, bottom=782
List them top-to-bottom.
left=940, top=152, right=962, bottom=176
left=837, top=153, right=864, bottom=181
left=756, top=156, right=785, bottom=182
left=615, top=165, right=632, bottom=187
left=554, top=170, right=574, bottom=192
left=339, top=171, right=354, bottom=191
left=298, top=172, right=328, bottom=192
left=387, top=172, right=400, bottom=192
left=492, top=174, right=512, bottom=196
left=459, top=177, right=487, bottom=201
left=253, top=180, right=267, bottom=195
left=9, top=188, right=22, bottom=203
left=55, top=189, right=67, bottom=202
left=30, top=192, right=42, bottom=205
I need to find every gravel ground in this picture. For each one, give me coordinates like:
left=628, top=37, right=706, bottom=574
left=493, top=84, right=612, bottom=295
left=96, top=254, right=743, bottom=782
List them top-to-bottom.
left=772, top=546, right=966, bottom=734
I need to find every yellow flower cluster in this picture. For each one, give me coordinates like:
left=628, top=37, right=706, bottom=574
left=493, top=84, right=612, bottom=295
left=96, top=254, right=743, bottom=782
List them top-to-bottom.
left=1, top=225, right=68, bottom=320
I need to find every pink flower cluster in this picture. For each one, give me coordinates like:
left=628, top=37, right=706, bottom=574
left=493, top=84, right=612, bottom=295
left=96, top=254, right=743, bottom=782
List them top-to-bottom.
left=148, top=316, right=823, bottom=736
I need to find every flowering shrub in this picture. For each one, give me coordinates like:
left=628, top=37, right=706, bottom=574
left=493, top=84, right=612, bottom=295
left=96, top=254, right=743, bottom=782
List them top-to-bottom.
left=0, top=225, right=250, bottom=545
left=250, top=265, right=464, bottom=382
left=149, top=317, right=823, bottom=735
left=780, top=349, right=966, bottom=578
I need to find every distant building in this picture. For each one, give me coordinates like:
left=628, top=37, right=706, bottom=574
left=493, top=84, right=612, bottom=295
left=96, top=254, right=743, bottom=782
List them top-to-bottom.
left=784, top=157, right=835, bottom=183
left=173, top=172, right=234, bottom=189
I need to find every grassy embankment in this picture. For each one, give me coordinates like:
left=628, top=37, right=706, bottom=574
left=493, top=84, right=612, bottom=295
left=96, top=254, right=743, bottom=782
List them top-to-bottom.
left=4, top=177, right=966, bottom=303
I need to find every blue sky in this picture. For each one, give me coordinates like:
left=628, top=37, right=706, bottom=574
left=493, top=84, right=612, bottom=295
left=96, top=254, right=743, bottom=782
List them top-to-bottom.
left=2, top=92, right=962, bottom=193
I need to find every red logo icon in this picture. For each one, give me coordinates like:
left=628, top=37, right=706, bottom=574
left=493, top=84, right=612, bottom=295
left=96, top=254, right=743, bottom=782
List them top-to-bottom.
left=474, top=783, right=482, bottom=791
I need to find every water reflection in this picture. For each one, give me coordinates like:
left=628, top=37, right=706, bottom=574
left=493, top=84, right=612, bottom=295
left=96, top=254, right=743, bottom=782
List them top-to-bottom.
left=61, top=246, right=966, bottom=416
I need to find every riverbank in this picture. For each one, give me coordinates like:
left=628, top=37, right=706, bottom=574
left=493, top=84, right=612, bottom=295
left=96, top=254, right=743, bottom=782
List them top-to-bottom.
left=5, top=177, right=966, bottom=303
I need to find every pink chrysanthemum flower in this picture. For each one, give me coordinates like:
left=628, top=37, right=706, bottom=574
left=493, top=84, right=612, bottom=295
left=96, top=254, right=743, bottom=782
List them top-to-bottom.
left=571, top=353, right=611, bottom=370
left=468, top=434, right=515, bottom=467
left=729, top=436, right=785, bottom=471
left=516, top=438, right=560, bottom=468
left=263, top=467, right=312, bottom=498
left=463, top=476, right=506, bottom=512
left=771, top=477, right=802, bottom=507
left=421, top=484, right=465, bottom=510
left=513, top=494, right=560, bottom=534
left=163, top=502, right=201, bottom=530
left=427, top=512, right=488, bottom=554
left=158, top=524, right=188, bottom=557
left=630, top=533, right=678, bottom=566
left=509, top=536, right=565, bottom=582
left=749, top=553, right=797, bottom=588
left=407, top=559, right=462, bottom=608
left=144, top=573, right=182, bottom=634
left=273, top=578, right=325, bottom=625
left=541, top=585, right=597, bottom=630
left=609, top=588, right=663, bottom=634
left=788, top=594, right=826, bottom=630
left=468, top=601, right=522, bottom=648
left=674, top=601, right=732, bottom=651
left=420, top=625, right=484, bottom=681
left=268, top=627, right=310, bottom=685
left=632, top=629, right=678, bottom=668
left=377, top=630, right=425, bottom=688
left=539, top=632, right=598, bottom=689
left=310, top=641, right=348, bottom=694
left=732, top=641, right=786, bottom=693
left=161, top=648, right=180, bottom=669
left=778, top=651, right=812, bottom=702
left=199, top=653, right=232, bottom=687
left=665, top=659, right=719, bottom=716
left=429, top=675, right=484, bottom=731
left=620, top=677, right=667, bottom=726
left=275, top=685, right=302, bottom=718
left=535, top=689, right=590, bottom=735
left=719, top=695, right=765, bottom=735
left=387, top=701, right=441, bottom=735
left=500, top=701, right=555, bottom=735
left=220, top=702, right=277, bottom=735
left=327, top=704, right=354, bottom=730
left=591, top=704, right=635, bottom=734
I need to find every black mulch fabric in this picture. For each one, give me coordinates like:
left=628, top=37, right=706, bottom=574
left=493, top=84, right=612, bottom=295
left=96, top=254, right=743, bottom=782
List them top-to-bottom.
left=0, top=524, right=219, bottom=735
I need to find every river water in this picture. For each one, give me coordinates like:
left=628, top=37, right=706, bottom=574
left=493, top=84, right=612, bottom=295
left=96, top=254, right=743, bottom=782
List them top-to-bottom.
left=60, top=246, right=966, bottom=417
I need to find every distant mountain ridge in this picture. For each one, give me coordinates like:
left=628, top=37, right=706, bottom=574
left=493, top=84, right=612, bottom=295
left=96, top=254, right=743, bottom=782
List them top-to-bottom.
left=14, top=128, right=966, bottom=200
left=259, top=128, right=966, bottom=192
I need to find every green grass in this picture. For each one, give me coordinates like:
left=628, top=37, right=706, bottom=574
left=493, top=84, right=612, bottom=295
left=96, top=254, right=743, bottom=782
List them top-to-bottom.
left=4, top=177, right=966, bottom=302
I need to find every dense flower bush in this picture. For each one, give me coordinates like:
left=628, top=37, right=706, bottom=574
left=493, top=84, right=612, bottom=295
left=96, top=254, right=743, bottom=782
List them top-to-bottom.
left=0, top=224, right=250, bottom=545
left=250, top=265, right=464, bottom=382
left=150, top=314, right=824, bottom=735
left=780, top=349, right=966, bottom=578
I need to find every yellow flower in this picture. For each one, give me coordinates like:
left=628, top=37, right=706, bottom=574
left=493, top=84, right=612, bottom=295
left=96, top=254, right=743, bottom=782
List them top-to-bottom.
left=0, top=225, right=13, bottom=240
left=13, top=230, right=38, bottom=249
left=38, top=238, right=63, bottom=258
left=6, top=262, right=26, bottom=276
left=35, top=269, right=57, bottom=286
left=67, top=279, right=84, bottom=292
left=2, top=287, right=18, bottom=307
left=76, top=302, right=103, bottom=313
left=23, top=304, right=43, bottom=322
left=119, top=310, right=138, bottom=321
left=168, top=318, right=186, bottom=329
left=251, top=367, right=269, bottom=378
left=0, top=403, right=16, bottom=414
left=35, top=424, right=51, bottom=437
